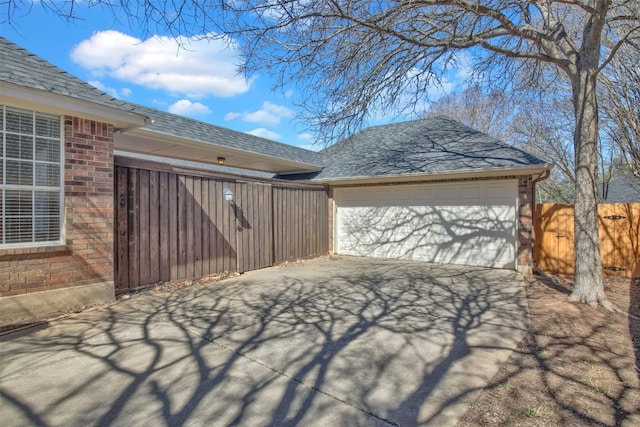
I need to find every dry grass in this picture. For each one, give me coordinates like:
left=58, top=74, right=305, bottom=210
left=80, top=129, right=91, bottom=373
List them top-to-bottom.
left=458, top=275, right=640, bottom=426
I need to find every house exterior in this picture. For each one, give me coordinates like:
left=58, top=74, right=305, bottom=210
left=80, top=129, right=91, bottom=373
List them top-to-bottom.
left=0, top=37, right=551, bottom=322
left=283, top=118, right=550, bottom=271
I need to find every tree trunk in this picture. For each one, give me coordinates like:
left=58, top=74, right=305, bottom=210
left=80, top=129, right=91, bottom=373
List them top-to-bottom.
left=568, top=68, right=613, bottom=310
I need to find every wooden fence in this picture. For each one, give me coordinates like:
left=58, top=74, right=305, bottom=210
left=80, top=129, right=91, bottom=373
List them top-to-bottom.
left=114, top=157, right=328, bottom=292
left=535, top=203, right=640, bottom=278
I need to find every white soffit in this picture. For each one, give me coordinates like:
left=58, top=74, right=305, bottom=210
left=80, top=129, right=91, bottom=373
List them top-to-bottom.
left=115, top=129, right=322, bottom=174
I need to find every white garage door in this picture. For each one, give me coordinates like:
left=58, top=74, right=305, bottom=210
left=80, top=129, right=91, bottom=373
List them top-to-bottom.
left=334, top=180, right=518, bottom=268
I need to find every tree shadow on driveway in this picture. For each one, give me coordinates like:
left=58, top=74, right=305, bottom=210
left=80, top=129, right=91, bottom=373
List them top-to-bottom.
left=0, top=258, right=529, bottom=427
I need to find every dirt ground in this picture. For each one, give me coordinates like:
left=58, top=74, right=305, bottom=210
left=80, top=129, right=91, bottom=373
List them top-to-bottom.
left=458, top=274, right=640, bottom=427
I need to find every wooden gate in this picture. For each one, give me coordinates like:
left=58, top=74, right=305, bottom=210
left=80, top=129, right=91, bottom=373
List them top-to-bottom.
left=114, top=157, right=328, bottom=293
left=535, top=203, right=640, bottom=278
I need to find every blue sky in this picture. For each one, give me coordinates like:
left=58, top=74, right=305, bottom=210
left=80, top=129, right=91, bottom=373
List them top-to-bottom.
left=1, top=4, right=466, bottom=150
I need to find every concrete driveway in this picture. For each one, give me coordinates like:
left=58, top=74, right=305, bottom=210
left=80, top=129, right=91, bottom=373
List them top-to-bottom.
left=0, top=256, right=529, bottom=427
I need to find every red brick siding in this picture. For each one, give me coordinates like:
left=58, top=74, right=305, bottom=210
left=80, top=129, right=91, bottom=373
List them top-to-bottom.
left=0, top=117, right=115, bottom=296
left=517, top=175, right=534, bottom=271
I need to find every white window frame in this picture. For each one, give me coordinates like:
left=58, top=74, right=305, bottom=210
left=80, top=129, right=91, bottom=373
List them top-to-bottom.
left=1, top=105, right=64, bottom=248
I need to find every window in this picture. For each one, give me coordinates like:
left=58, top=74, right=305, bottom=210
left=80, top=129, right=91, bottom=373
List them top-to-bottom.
left=1, top=106, right=63, bottom=247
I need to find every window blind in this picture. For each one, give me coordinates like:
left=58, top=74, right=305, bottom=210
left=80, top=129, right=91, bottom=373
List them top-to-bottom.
left=1, top=106, right=63, bottom=246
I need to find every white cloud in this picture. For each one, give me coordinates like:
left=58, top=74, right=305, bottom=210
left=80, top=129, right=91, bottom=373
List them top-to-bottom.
left=71, top=30, right=250, bottom=97
left=88, top=80, right=119, bottom=98
left=120, top=88, right=132, bottom=97
left=168, top=99, right=211, bottom=115
left=226, top=101, right=294, bottom=125
left=224, top=112, right=242, bottom=121
left=246, top=128, right=282, bottom=140
left=297, top=133, right=314, bottom=141
left=294, top=143, right=321, bottom=152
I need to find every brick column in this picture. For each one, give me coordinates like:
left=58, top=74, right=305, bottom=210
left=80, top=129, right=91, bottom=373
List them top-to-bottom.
left=63, top=117, right=115, bottom=287
left=517, top=175, right=534, bottom=275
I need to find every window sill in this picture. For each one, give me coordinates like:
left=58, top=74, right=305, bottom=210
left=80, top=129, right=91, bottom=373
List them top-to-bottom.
left=0, top=244, right=70, bottom=259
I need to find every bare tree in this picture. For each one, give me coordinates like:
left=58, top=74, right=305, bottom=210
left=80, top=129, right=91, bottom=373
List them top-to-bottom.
left=4, top=1, right=639, bottom=308
left=599, top=43, right=640, bottom=179
left=425, top=85, right=514, bottom=142
left=426, top=85, right=576, bottom=203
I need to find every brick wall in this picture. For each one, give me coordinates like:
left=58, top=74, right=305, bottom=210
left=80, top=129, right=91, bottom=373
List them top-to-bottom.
left=0, top=117, right=115, bottom=297
left=517, top=175, right=535, bottom=273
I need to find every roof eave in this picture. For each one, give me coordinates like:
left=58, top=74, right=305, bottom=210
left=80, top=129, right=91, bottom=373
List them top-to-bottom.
left=0, top=82, right=150, bottom=129
left=119, top=127, right=324, bottom=174
left=313, top=163, right=553, bottom=185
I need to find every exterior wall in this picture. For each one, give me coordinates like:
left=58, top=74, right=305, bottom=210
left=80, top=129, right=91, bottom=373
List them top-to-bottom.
left=0, top=116, right=115, bottom=320
left=328, top=174, right=537, bottom=274
left=517, top=175, right=535, bottom=275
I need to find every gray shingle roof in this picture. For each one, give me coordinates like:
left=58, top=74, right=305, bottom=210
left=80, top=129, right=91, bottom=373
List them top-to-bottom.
left=0, top=36, right=141, bottom=116
left=128, top=104, right=323, bottom=168
left=305, top=117, right=549, bottom=181
left=599, top=174, right=640, bottom=203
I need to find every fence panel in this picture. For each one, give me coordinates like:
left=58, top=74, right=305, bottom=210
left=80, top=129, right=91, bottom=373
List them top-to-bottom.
left=114, top=158, right=329, bottom=292
left=114, top=163, right=238, bottom=292
left=272, top=185, right=329, bottom=264
left=535, top=203, right=640, bottom=278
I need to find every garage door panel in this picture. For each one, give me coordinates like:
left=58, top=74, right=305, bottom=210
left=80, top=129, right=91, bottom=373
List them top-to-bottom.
left=335, top=181, right=517, bottom=268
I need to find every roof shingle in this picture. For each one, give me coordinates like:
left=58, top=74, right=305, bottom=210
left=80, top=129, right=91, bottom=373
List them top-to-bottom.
left=0, top=36, right=141, bottom=115
left=129, top=104, right=323, bottom=168
left=304, top=117, right=549, bottom=181
left=600, top=174, right=640, bottom=203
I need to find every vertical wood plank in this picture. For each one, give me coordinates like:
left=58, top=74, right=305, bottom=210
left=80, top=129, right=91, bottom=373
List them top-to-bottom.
left=115, top=166, right=129, bottom=290
left=127, top=168, right=140, bottom=288
left=139, top=169, right=151, bottom=286
left=149, top=170, right=160, bottom=284
left=159, top=172, right=170, bottom=282
left=169, top=173, right=178, bottom=280
left=178, top=176, right=188, bottom=279
left=186, top=176, right=195, bottom=279
left=193, top=177, right=203, bottom=278
left=201, top=179, right=210, bottom=276
left=215, top=180, right=224, bottom=272
left=226, top=181, right=236, bottom=272
left=237, top=182, right=246, bottom=273
left=248, top=183, right=256, bottom=271
left=252, top=183, right=259, bottom=269
left=265, top=184, right=273, bottom=267
left=274, top=187, right=281, bottom=263
left=287, top=188, right=294, bottom=260
left=304, top=189, right=310, bottom=257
